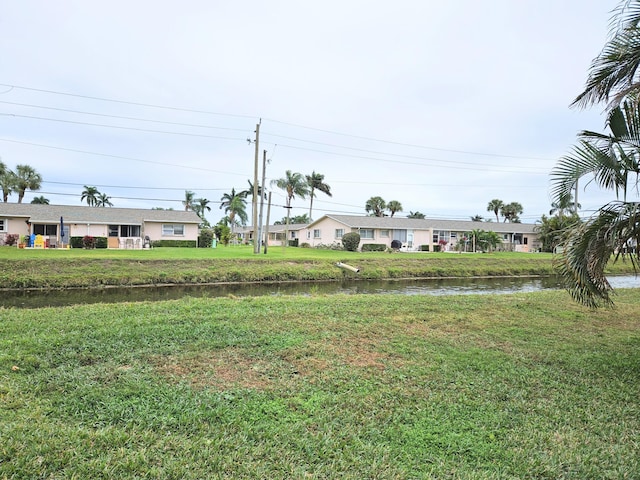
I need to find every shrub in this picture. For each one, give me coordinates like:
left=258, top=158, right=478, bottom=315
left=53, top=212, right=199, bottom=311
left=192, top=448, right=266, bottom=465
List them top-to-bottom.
left=198, top=229, right=214, bottom=248
left=342, top=232, right=360, bottom=252
left=4, top=233, right=19, bottom=246
left=83, top=235, right=96, bottom=249
left=69, top=236, right=83, bottom=248
left=95, top=237, right=108, bottom=249
left=151, top=240, right=197, bottom=248
left=300, top=242, right=310, bottom=248
left=362, top=243, right=386, bottom=252
left=433, top=244, right=441, bottom=252
left=420, top=245, right=429, bottom=252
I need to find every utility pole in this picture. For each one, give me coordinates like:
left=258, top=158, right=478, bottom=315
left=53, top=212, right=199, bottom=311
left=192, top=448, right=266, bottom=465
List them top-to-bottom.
left=252, top=120, right=261, bottom=253
left=257, top=149, right=267, bottom=252
left=264, top=191, right=272, bottom=254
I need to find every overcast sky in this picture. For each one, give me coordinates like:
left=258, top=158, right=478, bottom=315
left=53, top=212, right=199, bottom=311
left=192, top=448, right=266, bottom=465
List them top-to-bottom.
left=0, top=1, right=620, bottom=225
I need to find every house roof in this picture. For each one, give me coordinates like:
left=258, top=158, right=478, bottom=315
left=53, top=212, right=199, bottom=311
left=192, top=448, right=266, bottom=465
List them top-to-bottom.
left=0, top=203, right=202, bottom=225
left=309, top=214, right=538, bottom=234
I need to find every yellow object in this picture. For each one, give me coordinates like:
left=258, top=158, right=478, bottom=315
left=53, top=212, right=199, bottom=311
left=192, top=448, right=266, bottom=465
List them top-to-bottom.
left=34, top=235, right=45, bottom=249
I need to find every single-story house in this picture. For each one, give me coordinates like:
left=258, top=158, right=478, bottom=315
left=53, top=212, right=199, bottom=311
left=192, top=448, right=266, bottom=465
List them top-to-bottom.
left=0, top=203, right=202, bottom=248
left=303, top=215, right=540, bottom=252
left=238, top=223, right=308, bottom=246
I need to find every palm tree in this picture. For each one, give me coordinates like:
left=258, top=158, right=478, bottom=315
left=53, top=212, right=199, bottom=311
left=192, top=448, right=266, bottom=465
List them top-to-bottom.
left=572, top=1, right=640, bottom=108
left=552, top=97, right=640, bottom=306
left=0, top=160, right=14, bottom=202
left=14, top=164, right=42, bottom=203
left=271, top=171, right=310, bottom=228
left=306, top=171, right=332, bottom=221
left=241, top=179, right=266, bottom=201
left=81, top=186, right=100, bottom=206
left=220, top=188, right=248, bottom=229
left=182, top=190, right=196, bottom=211
left=96, top=193, right=113, bottom=207
left=549, top=194, right=581, bottom=218
left=31, top=196, right=50, bottom=205
left=365, top=196, right=386, bottom=217
left=194, top=198, right=212, bottom=226
left=486, top=199, right=504, bottom=222
left=387, top=200, right=403, bottom=217
left=500, top=202, right=523, bottom=223
left=407, top=211, right=426, bottom=219
left=470, top=215, right=484, bottom=221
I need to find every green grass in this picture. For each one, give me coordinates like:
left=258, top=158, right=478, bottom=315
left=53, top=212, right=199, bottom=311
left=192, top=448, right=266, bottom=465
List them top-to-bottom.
left=0, top=246, right=635, bottom=290
left=1, top=290, right=639, bottom=478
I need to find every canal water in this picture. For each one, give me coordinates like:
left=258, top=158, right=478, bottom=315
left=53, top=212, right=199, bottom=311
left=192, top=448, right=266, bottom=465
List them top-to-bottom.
left=1, top=275, right=638, bottom=309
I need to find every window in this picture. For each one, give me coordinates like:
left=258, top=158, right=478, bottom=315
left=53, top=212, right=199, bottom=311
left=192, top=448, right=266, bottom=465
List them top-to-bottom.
left=0, top=219, right=5, bottom=232
left=33, top=224, right=57, bottom=235
left=162, top=224, right=184, bottom=236
left=108, top=225, right=119, bottom=237
left=120, top=225, right=141, bottom=237
left=313, top=229, right=321, bottom=239
left=335, top=229, right=344, bottom=238
left=360, top=229, right=374, bottom=239
left=380, top=229, right=390, bottom=238
left=433, top=230, right=450, bottom=243
left=290, top=231, right=297, bottom=239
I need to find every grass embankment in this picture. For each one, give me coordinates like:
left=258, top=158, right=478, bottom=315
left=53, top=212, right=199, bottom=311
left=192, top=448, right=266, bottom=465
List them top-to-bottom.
left=0, top=247, right=635, bottom=289
left=1, top=291, right=639, bottom=478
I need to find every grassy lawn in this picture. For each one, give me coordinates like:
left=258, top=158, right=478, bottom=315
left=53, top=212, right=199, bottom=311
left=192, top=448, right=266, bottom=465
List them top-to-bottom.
left=0, top=245, right=635, bottom=290
left=1, top=290, right=639, bottom=478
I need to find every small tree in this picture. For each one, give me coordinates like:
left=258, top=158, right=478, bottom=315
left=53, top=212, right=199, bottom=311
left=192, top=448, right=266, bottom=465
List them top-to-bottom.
left=342, top=232, right=361, bottom=252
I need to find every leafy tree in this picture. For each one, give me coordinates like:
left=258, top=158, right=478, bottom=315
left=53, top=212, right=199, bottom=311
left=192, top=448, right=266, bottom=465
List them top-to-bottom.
left=572, top=1, right=640, bottom=108
left=14, top=164, right=42, bottom=203
left=271, top=170, right=309, bottom=228
left=306, top=171, right=332, bottom=221
left=81, top=185, right=100, bottom=206
left=220, top=188, right=248, bottom=227
left=182, top=190, right=196, bottom=211
left=96, top=193, right=113, bottom=207
left=31, top=196, right=50, bottom=205
left=365, top=196, right=386, bottom=217
left=486, top=199, right=504, bottom=222
left=387, top=200, right=403, bottom=217
left=500, top=202, right=523, bottom=223
left=407, top=211, right=425, bottom=219
left=277, top=213, right=310, bottom=225
left=535, top=213, right=581, bottom=253
left=470, top=215, right=484, bottom=221
left=213, top=222, right=231, bottom=246
left=470, top=229, right=502, bottom=253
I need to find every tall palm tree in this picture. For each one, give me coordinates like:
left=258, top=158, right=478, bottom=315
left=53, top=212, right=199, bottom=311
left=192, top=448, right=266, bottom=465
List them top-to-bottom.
left=572, top=1, right=640, bottom=108
left=552, top=97, right=640, bottom=306
left=0, top=160, right=14, bottom=202
left=14, top=164, right=42, bottom=203
left=271, top=170, right=309, bottom=227
left=305, top=171, right=332, bottom=221
left=241, top=180, right=266, bottom=201
left=81, top=186, right=100, bottom=206
left=220, top=188, right=248, bottom=228
left=182, top=190, right=196, bottom=211
left=96, top=193, right=113, bottom=207
left=549, top=194, right=581, bottom=218
left=31, top=196, right=50, bottom=205
left=365, top=196, right=386, bottom=217
left=194, top=198, right=212, bottom=226
left=486, top=199, right=504, bottom=222
left=387, top=200, right=403, bottom=217
left=407, top=211, right=425, bottom=219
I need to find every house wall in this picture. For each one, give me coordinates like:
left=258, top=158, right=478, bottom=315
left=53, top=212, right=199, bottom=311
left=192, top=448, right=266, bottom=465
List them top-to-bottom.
left=301, top=217, right=350, bottom=247
left=144, top=222, right=199, bottom=242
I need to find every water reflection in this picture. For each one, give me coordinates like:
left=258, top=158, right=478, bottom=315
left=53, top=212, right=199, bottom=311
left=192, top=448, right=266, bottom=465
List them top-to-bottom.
left=2, top=275, right=638, bottom=309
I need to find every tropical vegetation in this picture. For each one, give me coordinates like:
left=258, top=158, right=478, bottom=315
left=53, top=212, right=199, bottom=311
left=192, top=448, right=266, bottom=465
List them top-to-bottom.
left=0, top=161, right=43, bottom=203
left=305, top=171, right=332, bottom=221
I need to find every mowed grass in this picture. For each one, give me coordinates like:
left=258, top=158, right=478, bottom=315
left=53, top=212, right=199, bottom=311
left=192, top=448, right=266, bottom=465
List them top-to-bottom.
left=0, top=246, right=635, bottom=289
left=1, top=290, right=639, bottom=478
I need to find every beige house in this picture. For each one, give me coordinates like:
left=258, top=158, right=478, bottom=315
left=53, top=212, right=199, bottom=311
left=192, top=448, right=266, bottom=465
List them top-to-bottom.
left=0, top=204, right=201, bottom=248
left=301, top=215, right=540, bottom=252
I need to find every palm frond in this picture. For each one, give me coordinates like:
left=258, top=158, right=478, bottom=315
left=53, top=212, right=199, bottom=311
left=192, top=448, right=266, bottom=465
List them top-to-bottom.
left=555, top=201, right=640, bottom=307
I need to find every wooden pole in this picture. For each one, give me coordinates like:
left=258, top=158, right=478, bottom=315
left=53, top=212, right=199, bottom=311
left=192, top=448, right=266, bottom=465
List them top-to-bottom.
left=252, top=121, right=261, bottom=253
left=263, top=191, right=271, bottom=254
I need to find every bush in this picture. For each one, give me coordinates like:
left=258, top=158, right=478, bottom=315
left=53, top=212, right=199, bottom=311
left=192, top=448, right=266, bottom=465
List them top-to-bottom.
left=198, top=229, right=214, bottom=248
left=342, top=232, right=360, bottom=252
left=4, top=233, right=19, bottom=246
left=83, top=235, right=96, bottom=249
left=70, top=236, right=84, bottom=249
left=95, top=237, right=108, bottom=249
left=151, top=240, right=197, bottom=248
left=300, top=242, right=310, bottom=248
left=362, top=243, right=386, bottom=252
left=420, top=245, right=429, bottom=252
left=433, top=245, right=441, bottom=252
